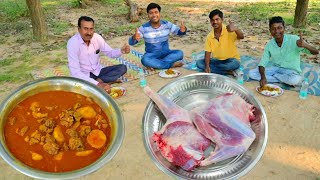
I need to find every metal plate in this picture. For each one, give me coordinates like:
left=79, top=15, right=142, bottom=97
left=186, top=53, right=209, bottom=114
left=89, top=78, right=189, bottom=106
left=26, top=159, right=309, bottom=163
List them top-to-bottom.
left=158, top=69, right=181, bottom=78
left=142, top=73, right=268, bottom=180
left=0, top=77, right=125, bottom=179
left=256, top=84, right=283, bottom=97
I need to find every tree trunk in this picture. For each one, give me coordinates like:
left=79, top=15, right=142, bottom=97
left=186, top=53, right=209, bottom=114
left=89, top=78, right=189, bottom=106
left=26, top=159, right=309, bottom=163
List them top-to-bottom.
left=26, top=0, right=47, bottom=41
left=124, top=0, right=141, bottom=22
left=293, top=0, right=309, bottom=28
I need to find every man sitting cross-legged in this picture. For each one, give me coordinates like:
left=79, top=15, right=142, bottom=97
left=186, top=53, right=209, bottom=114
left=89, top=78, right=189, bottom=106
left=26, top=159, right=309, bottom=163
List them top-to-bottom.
left=128, top=3, right=187, bottom=70
left=196, top=9, right=244, bottom=76
left=67, top=16, right=130, bottom=93
left=249, top=16, right=319, bottom=87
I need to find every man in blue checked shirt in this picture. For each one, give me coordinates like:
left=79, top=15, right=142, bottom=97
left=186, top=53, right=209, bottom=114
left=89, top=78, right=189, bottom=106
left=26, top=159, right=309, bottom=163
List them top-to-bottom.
left=129, top=2, right=187, bottom=70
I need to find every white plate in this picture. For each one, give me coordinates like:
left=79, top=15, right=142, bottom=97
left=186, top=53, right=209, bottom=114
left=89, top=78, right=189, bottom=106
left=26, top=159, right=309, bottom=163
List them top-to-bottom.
left=158, top=69, right=181, bottom=78
left=256, top=84, right=283, bottom=97
left=109, top=86, right=126, bottom=98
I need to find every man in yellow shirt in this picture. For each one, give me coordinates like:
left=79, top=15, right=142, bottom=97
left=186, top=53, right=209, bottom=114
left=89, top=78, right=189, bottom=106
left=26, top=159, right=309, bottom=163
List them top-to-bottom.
left=196, top=9, right=244, bottom=75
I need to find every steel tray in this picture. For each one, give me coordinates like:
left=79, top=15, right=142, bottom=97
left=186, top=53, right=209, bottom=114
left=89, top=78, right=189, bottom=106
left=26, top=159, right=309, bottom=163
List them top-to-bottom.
left=142, top=73, right=268, bottom=179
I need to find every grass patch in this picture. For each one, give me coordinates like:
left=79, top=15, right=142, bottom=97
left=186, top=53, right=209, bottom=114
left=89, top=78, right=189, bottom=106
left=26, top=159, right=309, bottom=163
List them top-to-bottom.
left=0, top=0, right=29, bottom=21
left=101, top=0, right=123, bottom=5
left=235, top=0, right=320, bottom=26
left=111, top=6, right=128, bottom=16
left=49, top=21, right=71, bottom=35
left=101, top=22, right=140, bottom=36
left=21, top=51, right=33, bottom=63
left=0, top=58, right=14, bottom=67
left=0, top=61, right=33, bottom=83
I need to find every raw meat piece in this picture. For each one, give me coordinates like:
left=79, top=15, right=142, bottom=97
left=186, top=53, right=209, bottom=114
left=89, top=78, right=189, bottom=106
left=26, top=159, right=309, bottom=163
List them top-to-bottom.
left=144, top=86, right=211, bottom=171
left=191, top=94, right=256, bottom=166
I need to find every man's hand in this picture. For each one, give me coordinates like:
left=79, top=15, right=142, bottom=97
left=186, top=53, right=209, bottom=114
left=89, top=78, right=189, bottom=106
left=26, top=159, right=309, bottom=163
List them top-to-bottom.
left=226, top=20, right=238, bottom=32
left=180, top=21, right=186, bottom=32
left=133, top=28, right=140, bottom=41
left=296, top=32, right=306, bottom=48
left=121, top=43, right=130, bottom=54
left=205, top=66, right=211, bottom=73
left=259, top=77, right=267, bottom=87
left=97, top=82, right=111, bottom=94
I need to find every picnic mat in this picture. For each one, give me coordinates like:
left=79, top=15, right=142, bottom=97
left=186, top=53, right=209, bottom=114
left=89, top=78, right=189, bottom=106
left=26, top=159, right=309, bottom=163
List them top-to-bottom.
left=30, top=50, right=157, bottom=82
left=188, top=51, right=320, bottom=96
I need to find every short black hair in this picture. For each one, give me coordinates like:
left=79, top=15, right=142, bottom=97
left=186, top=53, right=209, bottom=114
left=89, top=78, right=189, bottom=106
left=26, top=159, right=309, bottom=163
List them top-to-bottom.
left=147, top=3, right=161, bottom=13
left=209, top=9, right=223, bottom=19
left=78, top=16, right=94, bottom=28
left=269, top=16, right=285, bottom=28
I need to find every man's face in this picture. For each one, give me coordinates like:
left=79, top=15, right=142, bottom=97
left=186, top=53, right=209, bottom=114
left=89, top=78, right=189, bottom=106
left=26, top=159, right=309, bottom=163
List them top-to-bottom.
left=148, top=8, right=160, bottom=23
left=210, top=15, right=223, bottom=29
left=78, top=20, right=94, bottom=42
left=270, top=23, right=285, bottom=40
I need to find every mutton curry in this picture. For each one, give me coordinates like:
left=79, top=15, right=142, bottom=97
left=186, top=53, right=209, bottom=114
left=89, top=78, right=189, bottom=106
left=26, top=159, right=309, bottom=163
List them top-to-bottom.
left=4, top=91, right=112, bottom=172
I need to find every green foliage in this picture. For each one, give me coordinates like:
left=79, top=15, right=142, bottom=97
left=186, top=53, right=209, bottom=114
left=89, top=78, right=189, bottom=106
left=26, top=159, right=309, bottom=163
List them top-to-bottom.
left=0, top=0, right=29, bottom=21
left=70, top=0, right=82, bottom=8
left=100, top=0, right=122, bottom=5
left=235, top=0, right=320, bottom=26
left=235, top=1, right=295, bottom=22
left=308, top=12, right=320, bottom=24
left=50, top=21, right=71, bottom=35
left=101, top=22, right=141, bottom=36
left=22, top=51, right=31, bottom=62
left=0, top=58, right=14, bottom=67
left=0, top=58, right=33, bottom=83
left=0, top=74, right=12, bottom=83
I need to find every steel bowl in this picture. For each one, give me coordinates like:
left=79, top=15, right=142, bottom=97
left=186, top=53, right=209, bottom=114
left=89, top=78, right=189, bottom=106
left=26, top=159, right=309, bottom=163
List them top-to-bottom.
left=142, top=73, right=268, bottom=179
left=0, top=77, right=125, bottom=179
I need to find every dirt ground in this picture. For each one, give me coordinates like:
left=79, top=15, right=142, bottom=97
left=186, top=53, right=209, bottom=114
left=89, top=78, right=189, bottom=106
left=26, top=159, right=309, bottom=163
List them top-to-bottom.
left=0, top=0, right=320, bottom=179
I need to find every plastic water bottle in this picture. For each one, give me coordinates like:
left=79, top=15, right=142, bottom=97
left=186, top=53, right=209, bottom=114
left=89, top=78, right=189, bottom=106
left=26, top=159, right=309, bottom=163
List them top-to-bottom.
left=191, top=53, right=197, bottom=70
left=237, top=67, right=244, bottom=85
left=139, top=69, right=147, bottom=87
left=299, top=78, right=309, bottom=99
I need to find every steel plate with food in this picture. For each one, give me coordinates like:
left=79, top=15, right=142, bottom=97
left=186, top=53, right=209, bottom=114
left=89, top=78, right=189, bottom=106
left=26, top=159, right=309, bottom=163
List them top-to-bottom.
left=158, top=68, right=181, bottom=78
left=142, top=73, right=268, bottom=179
left=0, top=77, right=124, bottom=179
left=256, top=84, right=283, bottom=97
left=109, top=86, right=126, bottom=99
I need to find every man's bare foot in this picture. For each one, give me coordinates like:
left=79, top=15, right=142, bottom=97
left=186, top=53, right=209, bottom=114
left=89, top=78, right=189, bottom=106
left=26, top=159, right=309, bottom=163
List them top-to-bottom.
left=172, top=61, right=183, bottom=68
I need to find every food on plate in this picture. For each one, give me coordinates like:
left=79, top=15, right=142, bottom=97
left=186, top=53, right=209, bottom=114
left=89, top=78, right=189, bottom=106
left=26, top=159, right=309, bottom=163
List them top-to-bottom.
left=165, top=68, right=176, bottom=75
left=257, top=84, right=282, bottom=96
left=258, top=85, right=280, bottom=93
left=109, top=87, right=124, bottom=98
left=144, top=87, right=256, bottom=171
left=4, top=91, right=112, bottom=172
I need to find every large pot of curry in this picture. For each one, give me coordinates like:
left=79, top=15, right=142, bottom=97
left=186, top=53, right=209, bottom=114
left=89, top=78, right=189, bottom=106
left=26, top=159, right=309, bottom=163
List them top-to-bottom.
left=0, top=77, right=125, bottom=179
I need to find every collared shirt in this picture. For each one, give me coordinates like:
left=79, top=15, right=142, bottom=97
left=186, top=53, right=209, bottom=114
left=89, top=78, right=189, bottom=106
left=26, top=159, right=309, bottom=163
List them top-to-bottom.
left=128, top=20, right=186, bottom=53
left=204, top=25, right=240, bottom=60
left=67, top=33, right=122, bottom=85
left=258, top=34, right=311, bottom=73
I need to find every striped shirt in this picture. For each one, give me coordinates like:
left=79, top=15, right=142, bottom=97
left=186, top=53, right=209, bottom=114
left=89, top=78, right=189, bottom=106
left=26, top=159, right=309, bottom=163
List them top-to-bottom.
left=129, top=20, right=186, bottom=53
